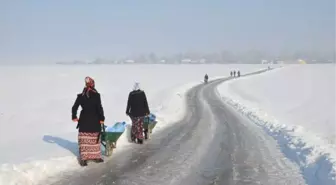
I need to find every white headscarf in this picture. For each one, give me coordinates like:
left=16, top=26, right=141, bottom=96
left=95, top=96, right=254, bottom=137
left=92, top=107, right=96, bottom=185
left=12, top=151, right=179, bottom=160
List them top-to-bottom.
left=133, top=82, right=140, bottom=91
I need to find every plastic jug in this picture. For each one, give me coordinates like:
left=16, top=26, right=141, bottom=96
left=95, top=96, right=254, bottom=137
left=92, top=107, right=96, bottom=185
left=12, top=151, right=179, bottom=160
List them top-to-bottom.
left=149, top=113, right=156, bottom=122
left=106, top=122, right=126, bottom=133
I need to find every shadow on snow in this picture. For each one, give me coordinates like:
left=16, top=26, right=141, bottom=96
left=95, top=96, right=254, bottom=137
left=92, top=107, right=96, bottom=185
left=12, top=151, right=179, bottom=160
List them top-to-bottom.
left=42, top=135, right=79, bottom=157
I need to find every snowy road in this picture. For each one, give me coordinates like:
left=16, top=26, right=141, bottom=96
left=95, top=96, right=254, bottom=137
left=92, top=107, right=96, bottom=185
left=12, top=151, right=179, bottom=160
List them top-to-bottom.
left=50, top=70, right=305, bottom=185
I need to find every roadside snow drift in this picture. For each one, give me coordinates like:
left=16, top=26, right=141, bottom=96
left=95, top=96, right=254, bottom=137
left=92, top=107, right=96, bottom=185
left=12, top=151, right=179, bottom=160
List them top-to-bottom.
left=0, top=64, right=266, bottom=185
left=218, top=64, right=336, bottom=185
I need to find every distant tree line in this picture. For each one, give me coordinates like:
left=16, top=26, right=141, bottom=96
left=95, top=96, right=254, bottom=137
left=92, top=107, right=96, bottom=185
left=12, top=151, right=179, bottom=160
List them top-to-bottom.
left=56, top=50, right=335, bottom=64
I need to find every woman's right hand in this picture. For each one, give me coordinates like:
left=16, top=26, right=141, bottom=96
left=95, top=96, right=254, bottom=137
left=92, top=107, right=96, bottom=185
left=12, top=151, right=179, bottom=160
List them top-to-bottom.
left=72, top=118, right=79, bottom=122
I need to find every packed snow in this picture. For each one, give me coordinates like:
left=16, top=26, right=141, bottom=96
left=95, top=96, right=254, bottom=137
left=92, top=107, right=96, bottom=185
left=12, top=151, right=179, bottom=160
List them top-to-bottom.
left=0, top=64, right=266, bottom=185
left=218, top=64, right=336, bottom=185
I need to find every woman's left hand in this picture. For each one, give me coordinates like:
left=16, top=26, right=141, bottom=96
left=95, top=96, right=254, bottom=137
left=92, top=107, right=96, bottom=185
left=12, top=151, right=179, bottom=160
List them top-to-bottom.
left=99, top=120, right=104, bottom=124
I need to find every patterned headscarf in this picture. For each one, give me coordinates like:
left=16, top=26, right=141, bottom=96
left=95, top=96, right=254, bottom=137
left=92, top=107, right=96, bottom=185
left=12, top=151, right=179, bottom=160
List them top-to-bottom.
left=82, top=76, right=97, bottom=97
left=85, top=76, right=95, bottom=88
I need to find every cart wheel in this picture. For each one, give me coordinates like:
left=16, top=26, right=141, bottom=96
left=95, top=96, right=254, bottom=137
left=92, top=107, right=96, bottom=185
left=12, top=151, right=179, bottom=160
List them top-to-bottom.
left=147, top=129, right=151, bottom=139
left=105, top=141, right=113, bottom=157
left=112, top=142, right=117, bottom=148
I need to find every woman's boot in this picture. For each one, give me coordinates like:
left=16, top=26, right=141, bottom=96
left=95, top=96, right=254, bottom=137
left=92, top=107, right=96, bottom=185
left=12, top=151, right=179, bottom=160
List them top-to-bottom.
left=95, top=158, right=104, bottom=163
left=80, top=160, right=87, bottom=166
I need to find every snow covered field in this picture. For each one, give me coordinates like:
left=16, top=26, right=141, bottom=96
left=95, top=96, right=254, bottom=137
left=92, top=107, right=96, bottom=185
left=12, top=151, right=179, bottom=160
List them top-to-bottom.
left=0, top=64, right=266, bottom=185
left=218, top=64, right=336, bottom=185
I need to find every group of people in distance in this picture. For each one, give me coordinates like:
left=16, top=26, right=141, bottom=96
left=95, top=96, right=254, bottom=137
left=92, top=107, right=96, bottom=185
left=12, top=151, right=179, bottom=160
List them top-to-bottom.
left=205, top=70, right=242, bottom=84
left=230, top=70, right=241, bottom=77
left=71, top=76, right=150, bottom=166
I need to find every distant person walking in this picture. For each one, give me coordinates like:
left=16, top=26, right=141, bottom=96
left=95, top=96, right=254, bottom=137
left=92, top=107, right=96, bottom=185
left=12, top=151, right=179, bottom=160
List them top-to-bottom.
left=233, top=70, right=236, bottom=77
left=237, top=70, right=240, bottom=77
left=230, top=71, right=233, bottom=77
left=204, top=74, right=209, bottom=83
left=72, top=76, right=105, bottom=166
left=126, top=82, right=150, bottom=144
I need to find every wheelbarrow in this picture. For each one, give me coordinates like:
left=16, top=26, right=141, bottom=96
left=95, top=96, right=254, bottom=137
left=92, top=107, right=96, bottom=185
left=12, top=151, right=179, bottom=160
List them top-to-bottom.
left=143, top=113, right=157, bottom=139
left=101, top=122, right=126, bottom=156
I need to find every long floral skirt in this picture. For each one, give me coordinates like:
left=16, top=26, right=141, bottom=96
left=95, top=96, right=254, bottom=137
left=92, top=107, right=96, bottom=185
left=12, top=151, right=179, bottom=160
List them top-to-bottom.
left=131, top=116, right=144, bottom=140
left=78, top=132, right=102, bottom=161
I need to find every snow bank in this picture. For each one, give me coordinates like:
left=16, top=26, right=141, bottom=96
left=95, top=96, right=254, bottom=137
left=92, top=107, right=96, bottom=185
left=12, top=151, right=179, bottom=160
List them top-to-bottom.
left=0, top=64, right=266, bottom=185
left=218, top=64, right=336, bottom=185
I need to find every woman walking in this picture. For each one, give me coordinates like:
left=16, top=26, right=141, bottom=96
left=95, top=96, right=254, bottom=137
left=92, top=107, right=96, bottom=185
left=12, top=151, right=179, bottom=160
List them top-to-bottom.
left=72, top=76, right=105, bottom=166
left=126, top=82, right=150, bottom=144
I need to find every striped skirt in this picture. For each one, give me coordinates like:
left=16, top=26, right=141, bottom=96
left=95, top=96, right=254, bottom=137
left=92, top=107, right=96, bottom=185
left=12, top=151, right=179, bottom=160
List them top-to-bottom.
left=78, top=132, right=102, bottom=161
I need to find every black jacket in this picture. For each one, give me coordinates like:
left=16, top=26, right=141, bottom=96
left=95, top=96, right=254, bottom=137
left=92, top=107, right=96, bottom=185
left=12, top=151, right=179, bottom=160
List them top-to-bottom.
left=126, top=90, right=150, bottom=117
left=72, top=91, right=105, bottom=132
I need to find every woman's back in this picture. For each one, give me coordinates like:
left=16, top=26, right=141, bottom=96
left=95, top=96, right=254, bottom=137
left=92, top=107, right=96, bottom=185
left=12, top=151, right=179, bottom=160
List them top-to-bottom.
left=72, top=89, right=105, bottom=132
left=127, top=90, right=149, bottom=117
left=79, top=92, right=100, bottom=113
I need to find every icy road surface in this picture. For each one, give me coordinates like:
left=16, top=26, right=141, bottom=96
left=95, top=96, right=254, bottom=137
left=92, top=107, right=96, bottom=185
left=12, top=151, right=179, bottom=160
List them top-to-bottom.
left=49, top=70, right=305, bottom=185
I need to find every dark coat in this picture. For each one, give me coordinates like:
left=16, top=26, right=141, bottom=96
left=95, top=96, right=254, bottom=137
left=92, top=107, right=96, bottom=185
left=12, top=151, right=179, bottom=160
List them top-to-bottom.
left=72, top=90, right=105, bottom=132
left=126, top=90, right=150, bottom=117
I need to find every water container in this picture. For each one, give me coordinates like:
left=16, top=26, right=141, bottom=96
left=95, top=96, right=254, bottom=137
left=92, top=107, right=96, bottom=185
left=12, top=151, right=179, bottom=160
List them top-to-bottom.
left=149, top=113, right=156, bottom=122
left=105, top=122, right=125, bottom=133
left=115, top=122, right=126, bottom=132
left=113, top=123, right=121, bottom=132
left=106, top=125, right=115, bottom=132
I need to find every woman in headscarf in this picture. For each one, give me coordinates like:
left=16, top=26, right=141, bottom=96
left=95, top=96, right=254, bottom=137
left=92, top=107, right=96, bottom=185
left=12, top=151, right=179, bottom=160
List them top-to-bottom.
left=72, top=76, right=105, bottom=166
left=126, top=82, right=150, bottom=144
